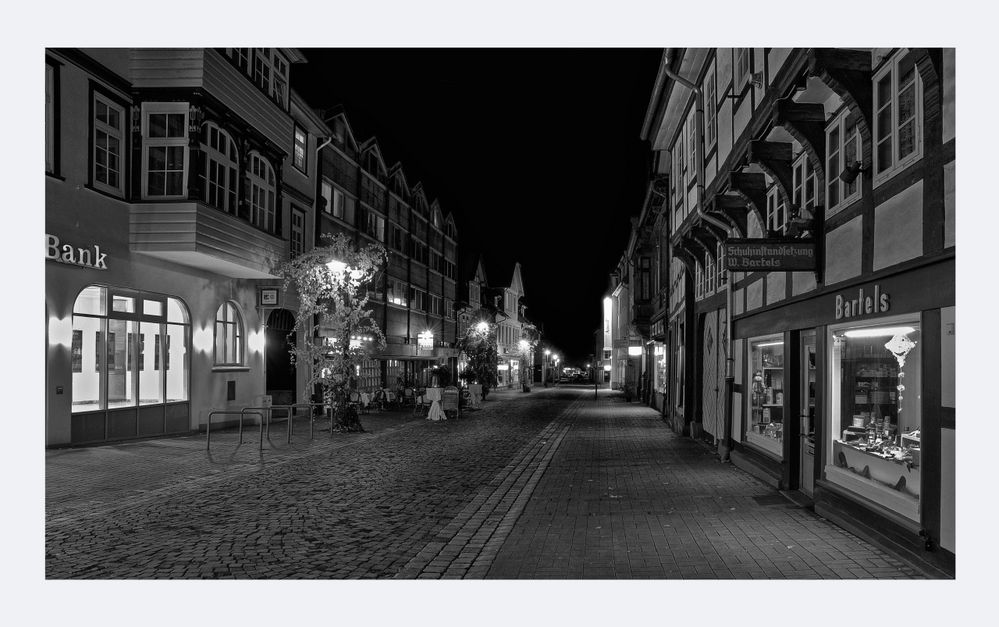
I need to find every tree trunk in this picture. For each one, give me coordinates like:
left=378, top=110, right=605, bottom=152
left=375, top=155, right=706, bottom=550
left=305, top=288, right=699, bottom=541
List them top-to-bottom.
left=333, top=403, right=364, bottom=432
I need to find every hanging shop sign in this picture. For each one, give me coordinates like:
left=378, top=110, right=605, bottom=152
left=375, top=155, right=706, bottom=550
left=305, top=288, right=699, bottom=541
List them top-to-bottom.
left=45, top=233, right=108, bottom=270
left=724, top=238, right=816, bottom=271
left=417, top=331, right=434, bottom=350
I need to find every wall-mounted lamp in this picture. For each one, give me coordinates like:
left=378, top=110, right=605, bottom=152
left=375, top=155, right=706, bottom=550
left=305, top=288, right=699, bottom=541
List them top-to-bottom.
left=839, top=161, right=869, bottom=185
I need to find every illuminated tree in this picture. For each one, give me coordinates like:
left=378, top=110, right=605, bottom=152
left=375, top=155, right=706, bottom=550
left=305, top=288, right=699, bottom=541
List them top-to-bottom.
left=279, top=233, right=387, bottom=432
left=458, top=321, right=498, bottom=400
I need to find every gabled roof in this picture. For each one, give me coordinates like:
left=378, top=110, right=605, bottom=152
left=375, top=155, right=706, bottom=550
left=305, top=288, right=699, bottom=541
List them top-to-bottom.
left=323, top=107, right=359, bottom=156
left=359, top=137, right=388, bottom=178
left=388, top=162, right=410, bottom=197
left=429, top=199, right=445, bottom=229
left=444, top=212, right=458, bottom=240
left=509, top=262, right=525, bottom=295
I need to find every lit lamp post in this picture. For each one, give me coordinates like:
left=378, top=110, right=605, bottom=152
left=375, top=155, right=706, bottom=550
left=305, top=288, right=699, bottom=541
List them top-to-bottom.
left=543, top=349, right=551, bottom=387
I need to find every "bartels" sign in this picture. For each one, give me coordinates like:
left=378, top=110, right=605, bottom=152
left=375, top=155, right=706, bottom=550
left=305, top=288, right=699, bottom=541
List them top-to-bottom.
left=46, top=233, right=108, bottom=270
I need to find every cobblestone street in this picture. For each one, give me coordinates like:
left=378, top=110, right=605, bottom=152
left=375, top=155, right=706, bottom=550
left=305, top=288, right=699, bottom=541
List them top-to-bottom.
left=45, top=386, right=930, bottom=580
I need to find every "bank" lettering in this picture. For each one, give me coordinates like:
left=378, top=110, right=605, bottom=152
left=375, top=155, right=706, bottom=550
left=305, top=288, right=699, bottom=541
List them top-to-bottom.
left=46, top=234, right=108, bottom=270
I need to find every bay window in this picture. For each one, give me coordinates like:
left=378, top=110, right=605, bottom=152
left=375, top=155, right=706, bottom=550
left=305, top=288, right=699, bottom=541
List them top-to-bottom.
left=92, top=91, right=125, bottom=196
left=142, top=103, right=188, bottom=199
left=198, top=122, right=238, bottom=213
left=247, top=152, right=276, bottom=233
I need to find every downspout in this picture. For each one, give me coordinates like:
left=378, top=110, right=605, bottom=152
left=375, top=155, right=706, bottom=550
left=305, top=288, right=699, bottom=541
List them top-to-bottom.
left=663, top=53, right=735, bottom=462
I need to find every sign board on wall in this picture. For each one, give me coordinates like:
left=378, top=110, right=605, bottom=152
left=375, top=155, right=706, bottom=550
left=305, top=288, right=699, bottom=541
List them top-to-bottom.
left=46, top=234, right=108, bottom=270
left=724, top=238, right=816, bottom=271
left=258, top=287, right=280, bottom=307
left=417, top=331, right=434, bottom=350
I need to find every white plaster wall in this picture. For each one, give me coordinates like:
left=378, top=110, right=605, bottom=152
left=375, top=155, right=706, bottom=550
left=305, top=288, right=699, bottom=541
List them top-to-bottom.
left=767, top=49, right=792, bottom=84
left=943, top=49, right=955, bottom=144
left=717, top=95, right=733, bottom=168
left=734, top=98, right=752, bottom=144
left=944, top=161, right=955, bottom=248
left=873, top=180, right=923, bottom=270
left=747, top=211, right=764, bottom=238
left=824, top=215, right=863, bottom=285
left=792, top=270, right=816, bottom=296
left=765, top=272, right=786, bottom=305
left=746, top=279, right=763, bottom=311
left=734, top=288, right=744, bottom=315
left=941, top=306, right=955, bottom=408
left=941, top=428, right=955, bottom=553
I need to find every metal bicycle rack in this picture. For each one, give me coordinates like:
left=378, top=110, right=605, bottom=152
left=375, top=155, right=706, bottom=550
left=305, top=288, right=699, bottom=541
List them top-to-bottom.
left=206, top=409, right=265, bottom=451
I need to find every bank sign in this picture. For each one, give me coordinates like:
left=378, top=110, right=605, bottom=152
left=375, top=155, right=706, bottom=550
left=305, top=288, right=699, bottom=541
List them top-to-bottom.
left=46, top=234, right=108, bottom=270
left=724, top=239, right=816, bottom=271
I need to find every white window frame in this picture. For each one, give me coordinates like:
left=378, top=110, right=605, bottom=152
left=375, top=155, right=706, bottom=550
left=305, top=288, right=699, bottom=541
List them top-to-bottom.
left=735, top=48, right=751, bottom=93
left=873, top=49, right=924, bottom=187
left=703, top=62, right=717, bottom=150
left=46, top=63, right=56, bottom=174
left=93, top=91, right=126, bottom=196
left=141, top=102, right=189, bottom=200
left=825, top=109, right=862, bottom=215
left=199, top=122, right=239, bottom=213
left=293, top=125, right=308, bottom=173
left=247, top=151, right=276, bottom=233
left=792, top=152, right=817, bottom=217
left=766, top=184, right=787, bottom=235
left=290, top=207, right=305, bottom=258
left=716, top=242, right=727, bottom=288
left=704, top=251, right=716, bottom=295
left=695, top=261, right=705, bottom=299
left=214, top=301, right=244, bottom=366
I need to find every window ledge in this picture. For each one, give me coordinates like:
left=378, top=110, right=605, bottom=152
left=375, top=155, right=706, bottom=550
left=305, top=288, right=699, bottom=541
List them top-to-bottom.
left=212, top=366, right=250, bottom=373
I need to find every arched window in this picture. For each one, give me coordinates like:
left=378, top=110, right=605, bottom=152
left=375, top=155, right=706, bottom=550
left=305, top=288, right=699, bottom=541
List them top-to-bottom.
left=199, top=122, right=239, bottom=213
left=247, top=152, right=276, bottom=233
left=71, top=285, right=190, bottom=413
left=214, top=302, right=244, bottom=365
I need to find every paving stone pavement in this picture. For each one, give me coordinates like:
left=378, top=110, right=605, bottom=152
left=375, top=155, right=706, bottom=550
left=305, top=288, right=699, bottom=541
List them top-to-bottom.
left=46, top=386, right=928, bottom=579
left=483, top=392, right=926, bottom=579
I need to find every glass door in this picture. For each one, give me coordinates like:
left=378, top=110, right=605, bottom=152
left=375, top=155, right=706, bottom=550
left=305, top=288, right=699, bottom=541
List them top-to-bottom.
left=799, top=331, right=816, bottom=497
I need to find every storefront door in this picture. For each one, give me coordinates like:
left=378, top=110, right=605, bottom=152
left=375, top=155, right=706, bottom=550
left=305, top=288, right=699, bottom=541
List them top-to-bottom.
left=799, top=331, right=816, bottom=497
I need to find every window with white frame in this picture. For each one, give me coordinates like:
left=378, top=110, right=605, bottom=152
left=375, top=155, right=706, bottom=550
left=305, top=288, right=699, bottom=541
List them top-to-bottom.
left=227, top=48, right=250, bottom=73
left=735, top=48, right=751, bottom=92
left=874, top=49, right=923, bottom=183
left=703, top=63, right=717, bottom=149
left=92, top=91, right=125, bottom=196
left=142, top=103, right=188, bottom=199
left=685, top=108, right=697, bottom=189
left=826, top=109, right=862, bottom=213
left=198, top=122, right=238, bottom=213
left=293, top=125, right=308, bottom=173
left=247, top=152, right=276, bottom=233
left=792, top=152, right=817, bottom=217
left=321, top=179, right=334, bottom=215
left=766, top=184, right=787, bottom=234
left=290, top=207, right=305, bottom=258
left=695, top=261, right=705, bottom=299
left=388, top=279, right=408, bottom=307
left=429, top=294, right=443, bottom=317
left=214, top=302, right=244, bottom=366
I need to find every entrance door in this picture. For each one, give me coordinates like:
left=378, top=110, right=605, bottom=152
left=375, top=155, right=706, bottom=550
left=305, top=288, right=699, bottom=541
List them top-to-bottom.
left=265, top=309, right=296, bottom=406
left=799, top=331, right=817, bottom=497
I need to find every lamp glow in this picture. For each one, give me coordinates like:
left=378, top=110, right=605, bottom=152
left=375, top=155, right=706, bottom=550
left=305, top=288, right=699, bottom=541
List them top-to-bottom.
left=48, top=316, right=73, bottom=348
left=476, top=321, right=489, bottom=334
left=843, top=326, right=915, bottom=338
left=755, top=341, right=784, bottom=347
left=628, top=346, right=642, bottom=356
left=603, top=364, right=612, bottom=372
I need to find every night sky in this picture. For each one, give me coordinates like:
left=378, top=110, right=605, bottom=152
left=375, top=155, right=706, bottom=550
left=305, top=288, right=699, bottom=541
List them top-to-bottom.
left=292, top=49, right=663, bottom=363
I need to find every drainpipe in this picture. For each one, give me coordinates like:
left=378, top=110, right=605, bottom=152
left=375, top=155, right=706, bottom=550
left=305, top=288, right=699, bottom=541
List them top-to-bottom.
left=662, top=52, right=735, bottom=462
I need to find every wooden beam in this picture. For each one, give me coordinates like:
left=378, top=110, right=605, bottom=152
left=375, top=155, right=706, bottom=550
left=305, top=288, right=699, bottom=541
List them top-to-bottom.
left=774, top=98, right=827, bottom=182
left=748, top=140, right=795, bottom=212
left=728, top=171, right=768, bottom=230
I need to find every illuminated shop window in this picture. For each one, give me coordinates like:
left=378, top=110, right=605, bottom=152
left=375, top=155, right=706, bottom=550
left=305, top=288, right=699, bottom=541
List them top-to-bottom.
left=71, top=286, right=189, bottom=412
left=826, top=318, right=922, bottom=520
left=746, top=335, right=785, bottom=459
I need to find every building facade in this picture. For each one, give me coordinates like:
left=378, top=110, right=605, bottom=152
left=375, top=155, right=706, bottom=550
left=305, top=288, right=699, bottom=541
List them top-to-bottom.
left=45, top=47, right=320, bottom=446
left=637, top=47, right=955, bottom=574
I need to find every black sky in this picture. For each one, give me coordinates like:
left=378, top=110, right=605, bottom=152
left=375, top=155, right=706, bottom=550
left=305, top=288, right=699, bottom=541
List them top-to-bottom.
left=292, top=49, right=662, bottom=363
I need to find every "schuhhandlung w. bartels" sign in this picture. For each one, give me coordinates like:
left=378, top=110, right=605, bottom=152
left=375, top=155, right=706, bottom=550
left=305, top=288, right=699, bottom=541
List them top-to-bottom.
left=724, top=238, right=816, bottom=271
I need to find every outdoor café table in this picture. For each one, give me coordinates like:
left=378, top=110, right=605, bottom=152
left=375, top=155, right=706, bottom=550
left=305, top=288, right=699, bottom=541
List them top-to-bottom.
left=424, top=387, right=445, bottom=421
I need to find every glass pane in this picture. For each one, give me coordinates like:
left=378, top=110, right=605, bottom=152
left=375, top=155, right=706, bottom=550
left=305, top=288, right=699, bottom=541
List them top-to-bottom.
left=149, top=113, right=167, bottom=138
left=167, top=113, right=186, bottom=138
left=877, top=138, right=893, bottom=173
left=74, top=286, right=106, bottom=315
left=112, top=295, right=135, bottom=313
left=167, top=297, right=189, bottom=324
left=143, top=299, right=163, bottom=317
left=72, top=316, right=104, bottom=412
left=107, top=319, right=137, bottom=409
left=215, top=321, right=226, bottom=363
left=139, top=322, right=164, bottom=405
left=165, top=323, right=189, bottom=402
left=747, top=336, right=785, bottom=459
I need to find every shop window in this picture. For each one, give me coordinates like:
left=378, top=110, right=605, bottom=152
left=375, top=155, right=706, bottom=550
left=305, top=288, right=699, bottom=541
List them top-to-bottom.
left=874, top=49, right=923, bottom=185
left=92, top=91, right=125, bottom=196
left=142, top=103, right=188, bottom=199
left=198, top=122, right=239, bottom=213
left=248, top=152, right=277, bottom=234
left=71, top=286, right=189, bottom=412
left=214, top=302, right=244, bottom=366
left=826, top=318, right=922, bottom=520
left=747, top=335, right=785, bottom=458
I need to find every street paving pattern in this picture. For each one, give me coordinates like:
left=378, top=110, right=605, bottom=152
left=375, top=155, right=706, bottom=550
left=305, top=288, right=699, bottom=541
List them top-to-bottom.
left=46, top=387, right=927, bottom=579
